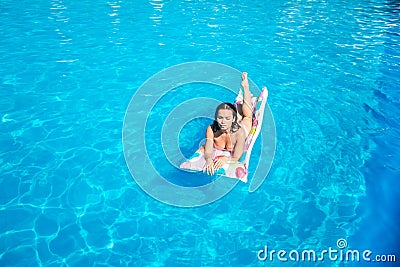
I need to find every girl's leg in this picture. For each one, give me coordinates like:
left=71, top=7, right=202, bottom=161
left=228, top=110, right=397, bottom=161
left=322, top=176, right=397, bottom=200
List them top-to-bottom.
left=240, top=72, right=253, bottom=135
left=241, top=72, right=253, bottom=117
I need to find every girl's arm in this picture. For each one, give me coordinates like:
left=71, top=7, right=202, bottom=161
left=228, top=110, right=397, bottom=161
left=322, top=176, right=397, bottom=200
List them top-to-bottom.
left=204, top=126, right=215, bottom=175
left=204, top=126, right=214, bottom=160
left=213, top=128, right=246, bottom=170
left=231, top=128, right=246, bottom=161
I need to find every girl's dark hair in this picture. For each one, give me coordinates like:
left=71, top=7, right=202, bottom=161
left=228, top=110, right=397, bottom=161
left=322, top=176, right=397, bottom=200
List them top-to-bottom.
left=211, top=102, right=240, bottom=133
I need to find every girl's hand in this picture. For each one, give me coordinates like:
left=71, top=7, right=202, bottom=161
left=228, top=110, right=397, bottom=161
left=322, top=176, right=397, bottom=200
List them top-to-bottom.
left=213, top=156, right=230, bottom=170
left=205, top=158, right=215, bottom=175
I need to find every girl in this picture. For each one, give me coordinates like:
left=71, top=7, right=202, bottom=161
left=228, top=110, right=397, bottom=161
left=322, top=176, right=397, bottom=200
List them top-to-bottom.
left=181, top=72, right=255, bottom=175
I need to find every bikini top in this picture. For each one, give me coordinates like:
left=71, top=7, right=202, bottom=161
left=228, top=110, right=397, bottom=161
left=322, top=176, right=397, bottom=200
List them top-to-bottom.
left=213, top=141, right=234, bottom=152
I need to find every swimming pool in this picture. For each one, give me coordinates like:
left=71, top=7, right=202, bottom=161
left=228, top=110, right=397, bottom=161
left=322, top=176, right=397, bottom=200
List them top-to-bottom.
left=1, top=0, right=399, bottom=266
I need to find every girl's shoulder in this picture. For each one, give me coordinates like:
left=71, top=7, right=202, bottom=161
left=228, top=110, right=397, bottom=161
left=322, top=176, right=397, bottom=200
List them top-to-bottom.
left=206, top=125, right=214, bottom=138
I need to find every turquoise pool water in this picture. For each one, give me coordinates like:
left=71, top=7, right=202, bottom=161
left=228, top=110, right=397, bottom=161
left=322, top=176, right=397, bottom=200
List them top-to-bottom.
left=1, top=0, right=399, bottom=266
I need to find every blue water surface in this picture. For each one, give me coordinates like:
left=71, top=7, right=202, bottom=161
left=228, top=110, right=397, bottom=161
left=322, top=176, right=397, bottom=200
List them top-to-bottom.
left=1, top=0, right=399, bottom=266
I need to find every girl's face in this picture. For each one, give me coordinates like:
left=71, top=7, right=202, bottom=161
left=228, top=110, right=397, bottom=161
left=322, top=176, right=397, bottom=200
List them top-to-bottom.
left=216, top=109, right=234, bottom=131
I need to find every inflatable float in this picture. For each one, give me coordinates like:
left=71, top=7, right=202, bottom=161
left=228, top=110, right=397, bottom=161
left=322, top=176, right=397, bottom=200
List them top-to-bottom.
left=180, top=87, right=268, bottom=183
